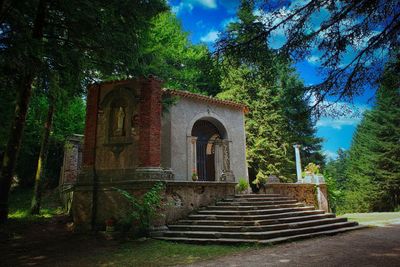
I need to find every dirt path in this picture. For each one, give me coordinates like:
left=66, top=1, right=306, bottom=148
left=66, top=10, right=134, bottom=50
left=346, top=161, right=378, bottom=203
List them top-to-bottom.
left=0, top=216, right=120, bottom=267
left=2, top=216, right=399, bottom=267
left=184, top=225, right=400, bottom=267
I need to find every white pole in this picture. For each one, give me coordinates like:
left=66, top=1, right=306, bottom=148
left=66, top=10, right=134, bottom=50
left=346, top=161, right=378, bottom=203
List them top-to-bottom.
left=293, top=144, right=302, bottom=183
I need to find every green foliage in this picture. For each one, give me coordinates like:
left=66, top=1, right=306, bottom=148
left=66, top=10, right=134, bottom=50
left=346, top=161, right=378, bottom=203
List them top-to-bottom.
left=217, top=0, right=399, bottom=108
left=217, top=1, right=323, bottom=185
left=143, top=12, right=220, bottom=95
left=326, top=61, right=400, bottom=213
left=15, top=90, right=85, bottom=187
left=324, top=149, right=350, bottom=190
left=303, top=163, right=320, bottom=176
left=323, top=171, right=344, bottom=213
left=252, top=172, right=268, bottom=189
left=236, top=178, right=249, bottom=193
left=115, top=182, right=165, bottom=236
left=7, top=187, right=63, bottom=221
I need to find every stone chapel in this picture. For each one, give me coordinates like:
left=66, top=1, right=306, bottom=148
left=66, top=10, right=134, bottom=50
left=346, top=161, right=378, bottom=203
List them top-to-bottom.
left=62, top=77, right=249, bottom=228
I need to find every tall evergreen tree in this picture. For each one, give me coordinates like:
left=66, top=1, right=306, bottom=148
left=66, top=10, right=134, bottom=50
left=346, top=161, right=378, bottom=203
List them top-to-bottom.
left=0, top=0, right=167, bottom=223
left=217, top=0, right=322, bottom=183
left=142, top=12, right=220, bottom=95
left=344, top=62, right=400, bottom=212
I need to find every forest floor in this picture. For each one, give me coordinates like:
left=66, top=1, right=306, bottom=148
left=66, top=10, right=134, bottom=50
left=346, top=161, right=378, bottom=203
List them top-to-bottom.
left=1, top=188, right=399, bottom=266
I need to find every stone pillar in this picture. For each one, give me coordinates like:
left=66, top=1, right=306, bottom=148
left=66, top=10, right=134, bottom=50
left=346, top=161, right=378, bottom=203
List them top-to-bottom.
left=135, top=77, right=170, bottom=179
left=138, top=77, right=162, bottom=167
left=82, top=84, right=100, bottom=167
left=59, top=135, right=83, bottom=186
left=187, top=136, right=197, bottom=180
left=220, top=139, right=235, bottom=181
left=214, top=140, right=224, bottom=181
left=293, top=144, right=302, bottom=183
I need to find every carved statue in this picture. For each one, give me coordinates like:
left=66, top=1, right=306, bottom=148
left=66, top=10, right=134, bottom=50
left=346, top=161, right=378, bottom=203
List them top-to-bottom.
left=113, top=106, right=125, bottom=136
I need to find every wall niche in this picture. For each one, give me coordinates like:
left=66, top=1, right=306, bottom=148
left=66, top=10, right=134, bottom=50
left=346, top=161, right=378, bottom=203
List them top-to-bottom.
left=100, top=87, right=139, bottom=157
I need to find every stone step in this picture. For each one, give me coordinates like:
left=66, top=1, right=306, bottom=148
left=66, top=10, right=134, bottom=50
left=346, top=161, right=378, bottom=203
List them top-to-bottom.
left=234, top=194, right=282, bottom=198
left=224, top=197, right=292, bottom=202
left=215, top=199, right=298, bottom=206
left=207, top=203, right=303, bottom=210
left=196, top=206, right=315, bottom=216
left=188, top=209, right=325, bottom=221
left=178, top=213, right=336, bottom=226
left=168, top=217, right=348, bottom=232
left=163, top=221, right=359, bottom=240
left=155, top=225, right=367, bottom=245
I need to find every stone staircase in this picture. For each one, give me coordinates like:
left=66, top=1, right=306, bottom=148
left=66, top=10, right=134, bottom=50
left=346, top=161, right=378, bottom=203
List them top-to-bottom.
left=155, top=194, right=365, bottom=244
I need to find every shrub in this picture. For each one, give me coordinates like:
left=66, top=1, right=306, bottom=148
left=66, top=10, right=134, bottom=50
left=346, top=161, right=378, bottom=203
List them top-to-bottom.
left=252, top=171, right=268, bottom=189
left=236, top=178, right=249, bottom=193
left=115, top=182, right=165, bottom=237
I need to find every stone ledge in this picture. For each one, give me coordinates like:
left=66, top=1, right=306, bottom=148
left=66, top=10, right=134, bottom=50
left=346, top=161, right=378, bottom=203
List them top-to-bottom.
left=74, top=180, right=237, bottom=191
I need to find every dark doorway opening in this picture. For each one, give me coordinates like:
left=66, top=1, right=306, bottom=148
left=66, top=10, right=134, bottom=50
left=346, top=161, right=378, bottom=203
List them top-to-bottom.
left=192, top=120, right=221, bottom=181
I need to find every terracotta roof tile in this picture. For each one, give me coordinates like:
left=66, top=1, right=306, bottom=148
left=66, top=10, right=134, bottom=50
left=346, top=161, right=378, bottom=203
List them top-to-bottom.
left=163, top=89, right=249, bottom=113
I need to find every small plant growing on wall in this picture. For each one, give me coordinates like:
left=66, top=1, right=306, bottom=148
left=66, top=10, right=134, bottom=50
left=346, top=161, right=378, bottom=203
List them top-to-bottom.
left=192, top=169, right=198, bottom=181
left=236, top=178, right=249, bottom=194
left=115, top=182, right=165, bottom=237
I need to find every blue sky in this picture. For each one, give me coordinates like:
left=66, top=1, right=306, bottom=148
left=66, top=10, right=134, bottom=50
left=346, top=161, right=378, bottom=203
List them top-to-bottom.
left=168, top=0, right=375, bottom=160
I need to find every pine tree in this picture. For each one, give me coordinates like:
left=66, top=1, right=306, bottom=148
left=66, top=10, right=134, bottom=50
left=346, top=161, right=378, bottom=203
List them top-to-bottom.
left=0, top=0, right=166, bottom=223
left=217, top=0, right=322, bottom=183
left=142, top=12, right=219, bottom=94
left=344, top=62, right=400, bottom=212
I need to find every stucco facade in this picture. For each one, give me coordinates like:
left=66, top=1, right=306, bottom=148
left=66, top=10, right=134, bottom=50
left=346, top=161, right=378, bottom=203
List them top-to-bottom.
left=161, top=90, right=248, bottom=182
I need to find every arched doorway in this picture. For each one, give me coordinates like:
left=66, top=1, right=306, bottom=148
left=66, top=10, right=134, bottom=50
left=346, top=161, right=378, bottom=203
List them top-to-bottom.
left=191, top=120, right=221, bottom=181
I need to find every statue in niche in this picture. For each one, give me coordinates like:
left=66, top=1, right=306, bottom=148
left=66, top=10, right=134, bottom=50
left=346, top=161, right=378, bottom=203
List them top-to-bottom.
left=112, top=106, right=125, bottom=137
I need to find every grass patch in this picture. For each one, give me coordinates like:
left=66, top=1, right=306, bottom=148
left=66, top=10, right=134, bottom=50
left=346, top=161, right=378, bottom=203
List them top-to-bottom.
left=1, top=187, right=64, bottom=236
left=8, top=187, right=64, bottom=221
left=341, top=212, right=400, bottom=226
left=91, top=239, right=255, bottom=266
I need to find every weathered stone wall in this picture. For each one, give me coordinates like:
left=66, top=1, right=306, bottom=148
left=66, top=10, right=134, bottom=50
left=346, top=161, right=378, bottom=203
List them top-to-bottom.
left=79, top=77, right=165, bottom=182
left=161, top=96, right=248, bottom=182
left=59, top=135, right=83, bottom=212
left=59, top=135, right=83, bottom=185
left=72, top=181, right=236, bottom=230
left=265, top=183, right=329, bottom=212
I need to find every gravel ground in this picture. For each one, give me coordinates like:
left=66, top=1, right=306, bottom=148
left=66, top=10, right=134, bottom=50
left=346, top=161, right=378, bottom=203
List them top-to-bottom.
left=183, top=225, right=400, bottom=267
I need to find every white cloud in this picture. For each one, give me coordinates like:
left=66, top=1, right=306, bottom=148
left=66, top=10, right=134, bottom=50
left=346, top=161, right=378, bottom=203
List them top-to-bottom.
left=171, top=0, right=217, bottom=14
left=198, top=0, right=217, bottom=9
left=171, top=2, right=193, bottom=14
left=221, top=17, right=237, bottom=29
left=200, top=30, right=219, bottom=43
left=306, top=55, right=319, bottom=65
left=307, top=92, right=369, bottom=129
left=315, top=103, right=369, bottom=130
left=317, top=116, right=362, bottom=130
left=324, top=150, right=338, bottom=160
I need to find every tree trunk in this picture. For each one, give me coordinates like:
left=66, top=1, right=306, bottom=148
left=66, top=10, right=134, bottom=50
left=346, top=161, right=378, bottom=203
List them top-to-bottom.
left=0, top=0, right=47, bottom=223
left=0, top=74, right=34, bottom=223
left=30, top=97, right=55, bottom=215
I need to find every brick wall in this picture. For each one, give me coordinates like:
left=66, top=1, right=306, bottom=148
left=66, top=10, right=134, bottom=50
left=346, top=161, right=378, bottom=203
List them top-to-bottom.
left=81, top=77, right=163, bottom=169
left=138, top=77, right=162, bottom=167
left=82, top=84, right=100, bottom=167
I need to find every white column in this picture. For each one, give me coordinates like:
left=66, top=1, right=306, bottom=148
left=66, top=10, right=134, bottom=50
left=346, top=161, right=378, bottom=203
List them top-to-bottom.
left=187, top=136, right=198, bottom=180
left=293, top=144, right=302, bottom=183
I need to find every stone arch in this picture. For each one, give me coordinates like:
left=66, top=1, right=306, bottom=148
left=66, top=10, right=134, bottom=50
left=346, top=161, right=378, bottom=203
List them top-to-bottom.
left=186, top=112, right=230, bottom=140
left=186, top=112, right=234, bottom=182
